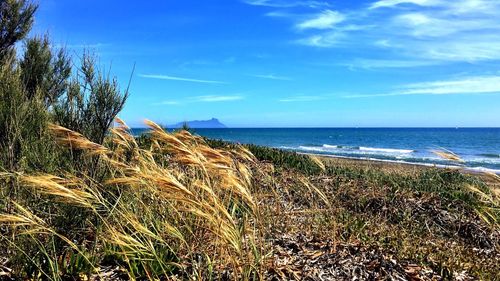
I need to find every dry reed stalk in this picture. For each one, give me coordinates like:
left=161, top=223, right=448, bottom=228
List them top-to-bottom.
left=0, top=118, right=264, bottom=278
left=48, top=124, right=109, bottom=156
left=432, top=149, right=464, bottom=162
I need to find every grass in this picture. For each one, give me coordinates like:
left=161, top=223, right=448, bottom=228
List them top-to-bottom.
left=2, top=1, right=498, bottom=278
left=0, top=120, right=265, bottom=279
left=1, top=128, right=499, bottom=279
left=207, top=137, right=499, bottom=279
left=205, top=139, right=324, bottom=175
left=255, top=154, right=499, bottom=280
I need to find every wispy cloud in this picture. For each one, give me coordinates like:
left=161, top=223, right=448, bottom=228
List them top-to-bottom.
left=242, top=0, right=330, bottom=8
left=255, top=0, right=500, bottom=63
left=369, top=0, right=440, bottom=10
left=370, top=0, right=498, bottom=12
left=371, top=1, right=500, bottom=62
left=296, top=10, right=345, bottom=30
left=265, top=11, right=296, bottom=17
left=393, top=12, right=500, bottom=38
left=296, top=32, right=345, bottom=47
left=412, top=35, right=500, bottom=62
left=341, top=59, right=439, bottom=69
left=139, top=74, right=228, bottom=84
left=251, top=74, right=292, bottom=80
left=343, top=75, right=500, bottom=98
left=402, top=75, right=500, bottom=95
left=342, top=93, right=403, bottom=98
left=153, top=95, right=244, bottom=105
left=190, top=95, right=244, bottom=102
left=279, top=95, right=325, bottom=102
left=153, top=100, right=181, bottom=106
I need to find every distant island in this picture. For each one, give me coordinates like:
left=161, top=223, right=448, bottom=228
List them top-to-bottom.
left=170, top=118, right=227, bottom=129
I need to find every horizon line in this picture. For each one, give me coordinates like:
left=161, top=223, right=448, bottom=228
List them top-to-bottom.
left=128, top=126, right=500, bottom=129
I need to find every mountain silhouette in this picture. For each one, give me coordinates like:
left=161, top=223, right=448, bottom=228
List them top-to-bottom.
left=170, top=118, right=227, bottom=128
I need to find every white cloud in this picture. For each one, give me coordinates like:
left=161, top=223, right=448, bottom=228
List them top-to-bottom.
left=243, top=0, right=330, bottom=8
left=252, top=0, right=500, bottom=63
left=370, top=0, right=441, bottom=9
left=371, top=0, right=500, bottom=15
left=440, top=0, right=499, bottom=15
left=353, top=2, right=500, bottom=61
left=296, top=10, right=345, bottom=30
left=265, top=11, right=295, bottom=17
left=393, top=12, right=500, bottom=37
left=396, top=13, right=431, bottom=26
left=296, top=32, right=345, bottom=47
left=417, top=35, right=500, bottom=61
left=374, top=39, right=404, bottom=49
left=342, top=59, right=438, bottom=69
left=139, top=74, right=228, bottom=84
left=251, top=74, right=292, bottom=80
left=343, top=75, right=500, bottom=97
left=401, top=76, right=500, bottom=95
left=342, top=93, right=402, bottom=98
left=153, top=95, right=244, bottom=106
left=191, top=95, right=244, bottom=102
left=279, top=95, right=325, bottom=102
left=153, top=100, right=181, bottom=106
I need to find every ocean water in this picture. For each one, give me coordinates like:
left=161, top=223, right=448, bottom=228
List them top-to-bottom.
left=131, top=128, right=500, bottom=173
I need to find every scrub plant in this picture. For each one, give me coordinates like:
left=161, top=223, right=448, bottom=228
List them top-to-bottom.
left=0, top=119, right=264, bottom=280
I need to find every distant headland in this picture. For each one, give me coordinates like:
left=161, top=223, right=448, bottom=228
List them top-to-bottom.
left=170, top=118, right=227, bottom=129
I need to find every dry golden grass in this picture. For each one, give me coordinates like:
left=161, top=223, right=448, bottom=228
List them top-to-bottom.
left=0, top=119, right=265, bottom=279
left=2, top=125, right=498, bottom=280
left=432, top=148, right=500, bottom=227
left=432, top=149, right=464, bottom=163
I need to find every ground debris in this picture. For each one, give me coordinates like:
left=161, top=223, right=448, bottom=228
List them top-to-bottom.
left=266, top=234, right=460, bottom=281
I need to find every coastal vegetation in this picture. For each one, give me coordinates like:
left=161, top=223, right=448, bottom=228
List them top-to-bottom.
left=0, top=1, right=499, bottom=280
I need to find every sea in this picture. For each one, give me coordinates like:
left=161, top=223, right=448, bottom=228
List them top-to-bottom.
left=131, top=128, right=500, bottom=174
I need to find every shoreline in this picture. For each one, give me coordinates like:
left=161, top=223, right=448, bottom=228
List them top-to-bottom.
left=300, top=152, right=500, bottom=177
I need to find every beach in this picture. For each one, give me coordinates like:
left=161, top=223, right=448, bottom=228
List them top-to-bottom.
left=1, top=0, right=499, bottom=278
left=142, top=127, right=500, bottom=174
left=239, top=143, right=500, bottom=280
left=314, top=153, right=500, bottom=188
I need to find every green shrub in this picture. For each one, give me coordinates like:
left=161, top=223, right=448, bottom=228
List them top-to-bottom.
left=0, top=0, right=37, bottom=63
left=20, top=35, right=71, bottom=105
left=205, top=138, right=323, bottom=175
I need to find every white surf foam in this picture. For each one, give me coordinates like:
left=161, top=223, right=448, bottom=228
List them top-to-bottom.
left=322, top=144, right=339, bottom=149
left=359, top=146, right=414, bottom=154
left=466, top=166, right=500, bottom=174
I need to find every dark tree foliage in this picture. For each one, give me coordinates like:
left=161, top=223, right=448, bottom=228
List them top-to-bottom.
left=0, top=0, right=37, bottom=62
left=0, top=0, right=129, bottom=174
left=0, top=0, right=47, bottom=172
left=0, top=1, right=134, bottom=276
left=20, top=35, right=72, bottom=105
left=54, top=52, right=130, bottom=146
left=0, top=64, right=49, bottom=172
left=180, top=121, right=193, bottom=133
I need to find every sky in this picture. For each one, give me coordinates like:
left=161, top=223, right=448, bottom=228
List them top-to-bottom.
left=32, top=0, right=500, bottom=127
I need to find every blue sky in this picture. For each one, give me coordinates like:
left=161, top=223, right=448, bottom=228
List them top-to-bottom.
left=33, top=0, right=500, bottom=127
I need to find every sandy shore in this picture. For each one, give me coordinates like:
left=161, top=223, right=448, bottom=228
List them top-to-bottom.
left=303, top=153, right=500, bottom=186
left=314, top=154, right=430, bottom=172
